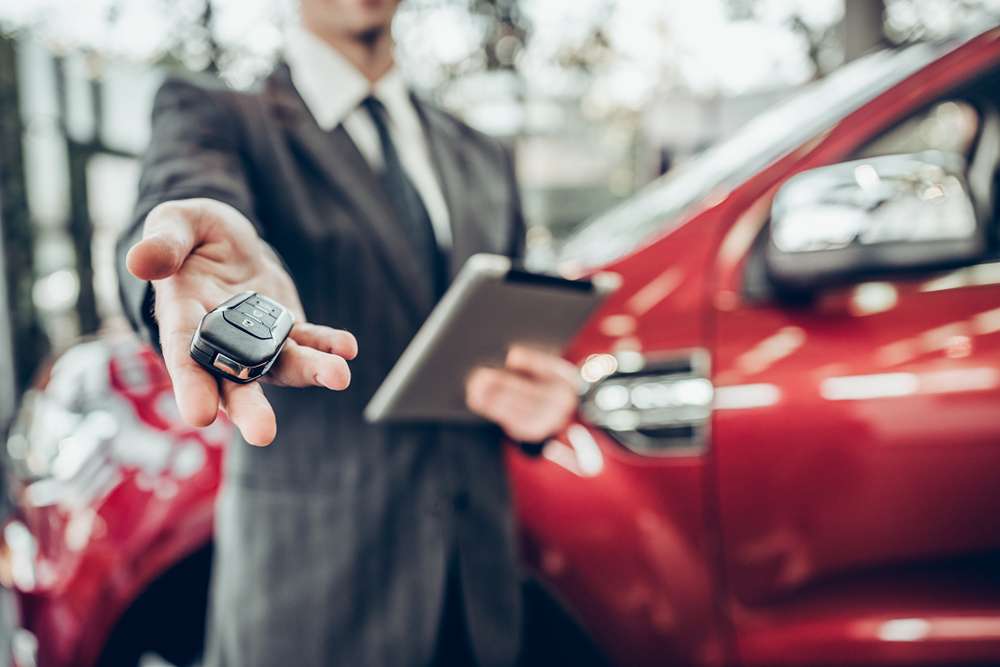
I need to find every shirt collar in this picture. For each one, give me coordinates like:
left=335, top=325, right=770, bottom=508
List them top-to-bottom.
left=285, top=23, right=413, bottom=132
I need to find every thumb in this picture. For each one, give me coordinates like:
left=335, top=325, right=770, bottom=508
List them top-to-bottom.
left=125, top=202, right=199, bottom=281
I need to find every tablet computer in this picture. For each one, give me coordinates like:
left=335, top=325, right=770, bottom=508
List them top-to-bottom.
left=364, top=254, right=617, bottom=423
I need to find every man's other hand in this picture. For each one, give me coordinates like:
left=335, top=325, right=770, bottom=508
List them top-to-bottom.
left=126, top=198, right=358, bottom=446
left=465, top=345, right=580, bottom=443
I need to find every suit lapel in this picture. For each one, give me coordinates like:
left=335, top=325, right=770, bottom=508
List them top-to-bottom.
left=265, top=66, right=434, bottom=324
left=412, top=97, right=491, bottom=280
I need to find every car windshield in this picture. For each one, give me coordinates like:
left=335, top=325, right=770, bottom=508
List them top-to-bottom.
left=554, top=39, right=960, bottom=270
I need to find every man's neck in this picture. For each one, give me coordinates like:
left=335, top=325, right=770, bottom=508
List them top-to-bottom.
left=307, top=25, right=395, bottom=84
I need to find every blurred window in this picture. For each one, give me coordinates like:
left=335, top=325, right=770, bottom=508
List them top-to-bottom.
left=857, top=100, right=981, bottom=158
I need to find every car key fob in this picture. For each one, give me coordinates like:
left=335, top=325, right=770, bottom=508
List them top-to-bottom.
left=190, top=291, right=294, bottom=383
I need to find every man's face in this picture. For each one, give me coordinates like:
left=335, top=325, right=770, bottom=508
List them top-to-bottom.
left=300, top=0, right=400, bottom=41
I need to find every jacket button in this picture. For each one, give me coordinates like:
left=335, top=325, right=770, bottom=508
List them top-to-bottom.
left=453, top=490, right=470, bottom=512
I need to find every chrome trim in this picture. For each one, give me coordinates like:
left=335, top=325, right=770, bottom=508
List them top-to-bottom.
left=580, top=348, right=712, bottom=457
left=213, top=352, right=252, bottom=380
left=3, top=521, right=37, bottom=591
left=12, top=627, right=38, bottom=667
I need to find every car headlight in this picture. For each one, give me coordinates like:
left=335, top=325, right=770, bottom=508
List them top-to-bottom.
left=5, top=339, right=221, bottom=511
left=8, top=342, right=110, bottom=479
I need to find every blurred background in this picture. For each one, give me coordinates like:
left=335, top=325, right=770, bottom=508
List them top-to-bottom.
left=1, top=0, right=999, bottom=425
left=0, top=2, right=1000, bottom=666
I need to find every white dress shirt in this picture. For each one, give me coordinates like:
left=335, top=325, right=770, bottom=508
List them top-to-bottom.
left=284, top=24, right=452, bottom=247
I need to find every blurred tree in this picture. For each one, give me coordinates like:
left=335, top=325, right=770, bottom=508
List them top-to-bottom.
left=194, top=0, right=222, bottom=74
left=469, top=0, right=528, bottom=72
left=724, top=0, right=845, bottom=76
left=843, top=0, right=888, bottom=61
left=885, top=0, right=1000, bottom=43
left=0, top=35, right=47, bottom=400
left=54, top=56, right=100, bottom=335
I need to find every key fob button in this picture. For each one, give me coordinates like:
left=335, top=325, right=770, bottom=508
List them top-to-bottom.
left=248, top=295, right=276, bottom=309
left=253, top=297, right=282, bottom=316
left=235, top=302, right=280, bottom=327
left=236, top=302, right=265, bottom=318
left=223, top=309, right=272, bottom=339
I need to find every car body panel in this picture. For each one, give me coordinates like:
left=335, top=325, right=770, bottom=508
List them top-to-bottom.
left=513, top=25, right=1000, bottom=667
left=709, top=27, right=1000, bottom=667
left=509, top=214, right=727, bottom=666
left=2, top=340, right=225, bottom=667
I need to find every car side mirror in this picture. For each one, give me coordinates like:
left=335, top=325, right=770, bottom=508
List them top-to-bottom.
left=764, top=151, right=986, bottom=294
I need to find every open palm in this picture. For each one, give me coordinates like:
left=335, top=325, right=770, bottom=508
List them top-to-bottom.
left=126, top=198, right=357, bottom=445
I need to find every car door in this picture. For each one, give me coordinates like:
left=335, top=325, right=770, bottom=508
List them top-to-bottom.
left=711, top=70, right=1000, bottom=665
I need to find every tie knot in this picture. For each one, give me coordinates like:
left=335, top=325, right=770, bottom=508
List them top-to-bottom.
left=361, top=95, right=387, bottom=118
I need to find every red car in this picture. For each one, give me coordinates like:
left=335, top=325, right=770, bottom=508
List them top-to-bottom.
left=4, top=26, right=1000, bottom=667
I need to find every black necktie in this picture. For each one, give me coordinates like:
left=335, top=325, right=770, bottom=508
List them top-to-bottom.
left=360, top=95, right=447, bottom=298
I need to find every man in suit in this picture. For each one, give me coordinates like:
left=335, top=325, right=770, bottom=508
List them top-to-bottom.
left=115, top=0, right=580, bottom=665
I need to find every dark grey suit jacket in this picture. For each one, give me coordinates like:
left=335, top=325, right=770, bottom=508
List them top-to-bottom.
left=116, top=65, right=525, bottom=667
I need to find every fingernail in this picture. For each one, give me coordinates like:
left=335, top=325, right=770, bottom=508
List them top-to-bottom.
left=316, top=371, right=345, bottom=391
left=242, top=426, right=274, bottom=447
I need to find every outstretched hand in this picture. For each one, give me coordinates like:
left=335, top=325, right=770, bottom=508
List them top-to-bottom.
left=126, top=198, right=357, bottom=446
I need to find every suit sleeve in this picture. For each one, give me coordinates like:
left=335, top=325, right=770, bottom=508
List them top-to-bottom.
left=115, top=75, right=258, bottom=348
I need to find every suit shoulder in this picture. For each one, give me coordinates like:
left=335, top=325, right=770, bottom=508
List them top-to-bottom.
left=155, top=68, right=270, bottom=106
left=152, top=69, right=272, bottom=129
left=155, top=69, right=229, bottom=100
left=149, top=72, right=227, bottom=123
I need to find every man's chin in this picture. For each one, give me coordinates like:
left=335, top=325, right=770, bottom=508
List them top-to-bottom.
left=350, top=21, right=392, bottom=44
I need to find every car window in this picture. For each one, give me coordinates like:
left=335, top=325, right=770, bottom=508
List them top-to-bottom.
left=552, top=39, right=962, bottom=271
left=856, top=100, right=980, bottom=158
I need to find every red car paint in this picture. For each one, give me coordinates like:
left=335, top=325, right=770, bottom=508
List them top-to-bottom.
left=511, top=27, right=1000, bottom=667
left=5, top=28, right=1000, bottom=667
left=3, top=340, right=226, bottom=667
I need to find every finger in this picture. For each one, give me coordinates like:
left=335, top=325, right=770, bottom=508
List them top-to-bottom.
left=127, top=198, right=258, bottom=280
left=126, top=202, right=199, bottom=280
left=159, top=307, right=219, bottom=428
left=289, top=322, right=359, bottom=360
left=270, top=339, right=351, bottom=390
left=506, top=345, right=580, bottom=388
left=466, top=367, right=549, bottom=413
left=467, top=367, right=578, bottom=441
left=476, top=367, right=578, bottom=419
left=466, top=370, right=529, bottom=421
left=466, top=378, right=555, bottom=442
left=220, top=381, right=277, bottom=446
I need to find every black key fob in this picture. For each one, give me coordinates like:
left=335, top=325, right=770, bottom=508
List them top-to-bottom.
left=189, top=291, right=294, bottom=383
